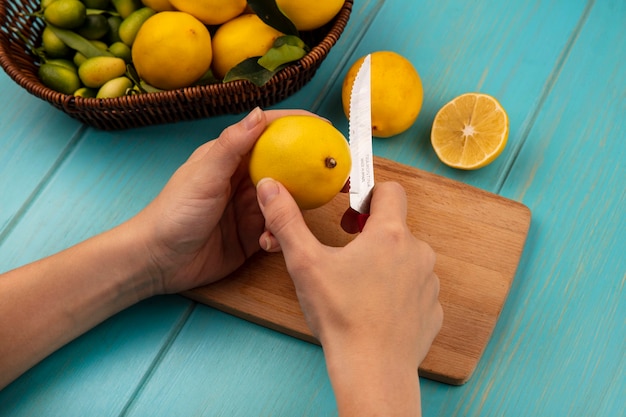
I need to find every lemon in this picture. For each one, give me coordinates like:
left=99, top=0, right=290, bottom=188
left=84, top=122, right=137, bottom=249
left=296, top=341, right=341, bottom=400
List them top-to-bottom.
left=43, top=0, right=86, bottom=29
left=83, top=0, right=111, bottom=7
left=112, top=0, right=142, bottom=19
left=140, top=0, right=175, bottom=11
left=168, top=0, right=247, bottom=25
left=276, top=0, right=344, bottom=31
left=118, top=7, right=157, bottom=46
left=131, top=11, right=213, bottom=90
left=76, top=13, right=110, bottom=40
left=211, top=13, right=283, bottom=80
left=106, top=15, right=123, bottom=44
left=42, top=26, right=72, bottom=58
left=108, top=41, right=132, bottom=63
left=342, top=51, right=423, bottom=138
left=78, top=56, right=127, bottom=88
left=45, top=58, right=77, bottom=72
left=39, top=62, right=82, bottom=95
left=97, top=76, right=133, bottom=98
left=74, top=87, right=97, bottom=97
left=431, top=93, right=509, bottom=170
left=249, top=115, right=351, bottom=210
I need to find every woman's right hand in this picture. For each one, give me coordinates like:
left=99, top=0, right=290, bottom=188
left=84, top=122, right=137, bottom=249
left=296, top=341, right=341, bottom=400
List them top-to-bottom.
left=256, top=178, right=443, bottom=416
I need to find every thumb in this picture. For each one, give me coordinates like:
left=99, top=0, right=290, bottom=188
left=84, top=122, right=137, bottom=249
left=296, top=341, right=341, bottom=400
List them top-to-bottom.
left=256, top=178, right=320, bottom=253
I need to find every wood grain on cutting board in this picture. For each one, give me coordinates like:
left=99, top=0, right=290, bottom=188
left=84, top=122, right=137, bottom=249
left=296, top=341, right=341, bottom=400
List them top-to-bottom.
left=184, top=156, right=531, bottom=385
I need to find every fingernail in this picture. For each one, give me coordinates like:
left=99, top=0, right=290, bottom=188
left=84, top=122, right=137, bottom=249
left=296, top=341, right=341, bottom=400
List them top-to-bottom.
left=244, top=107, right=263, bottom=130
left=256, top=177, right=280, bottom=208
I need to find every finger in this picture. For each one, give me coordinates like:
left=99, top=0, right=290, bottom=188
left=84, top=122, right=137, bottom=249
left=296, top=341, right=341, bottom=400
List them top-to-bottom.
left=199, top=107, right=268, bottom=177
left=263, top=108, right=322, bottom=123
left=193, top=109, right=326, bottom=170
left=185, top=140, right=214, bottom=163
left=256, top=178, right=321, bottom=254
left=367, top=181, right=408, bottom=225
left=259, top=229, right=282, bottom=253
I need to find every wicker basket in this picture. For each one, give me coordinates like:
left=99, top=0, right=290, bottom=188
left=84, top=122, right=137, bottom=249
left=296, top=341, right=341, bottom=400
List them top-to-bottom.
left=0, top=0, right=352, bottom=130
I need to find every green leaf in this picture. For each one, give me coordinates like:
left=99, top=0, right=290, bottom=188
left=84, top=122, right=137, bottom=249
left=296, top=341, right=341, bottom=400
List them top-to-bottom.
left=247, top=0, right=298, bottom=36
left=86, top=8, right=114, bottom=15
left=47, top=25, right=113, bottom=58
left=223, top=35, right=308, bottom=86
left=258, top=35, right=308, bottom=71
left=224, top=57, right=285, bottom=87
left=125, top=64, right=163, bottom=93
left=125, top=64, right=142, bottom=86
left=194, top=69, right=220, bottom=86
left=138, top=80, right=164, bottom=94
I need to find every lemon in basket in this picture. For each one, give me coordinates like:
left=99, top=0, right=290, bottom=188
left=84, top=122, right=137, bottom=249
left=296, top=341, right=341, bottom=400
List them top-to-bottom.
left=43, top=0, right=86, bottom=29
left=140, top=0, right=175, bottom=12
left=168, top=0, right=247, bottom=25
left=276, top=0, right=344, bottom=31
left=131, top=11, right=213, bottom=90
left=211, top=13, right=283, bottom=80
left=41, top=26, right=72, bottom=58
left=342, top=51, right=423, bottom=138
left=431, top=93, right=509, bottom=170
left=249, top=115, right=351, bottom=210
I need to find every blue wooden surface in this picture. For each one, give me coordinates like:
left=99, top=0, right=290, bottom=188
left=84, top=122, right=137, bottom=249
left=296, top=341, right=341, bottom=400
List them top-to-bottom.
left=1, top=0, right=624, bottom=415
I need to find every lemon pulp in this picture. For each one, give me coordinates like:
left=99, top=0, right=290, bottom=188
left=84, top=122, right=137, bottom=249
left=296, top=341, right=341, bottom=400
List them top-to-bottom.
left=431, top=93, right=509, bottom=170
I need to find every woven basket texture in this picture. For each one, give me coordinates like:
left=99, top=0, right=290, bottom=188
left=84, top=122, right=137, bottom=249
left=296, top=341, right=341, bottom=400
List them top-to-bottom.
left=0, top=0, right=352, bottom=130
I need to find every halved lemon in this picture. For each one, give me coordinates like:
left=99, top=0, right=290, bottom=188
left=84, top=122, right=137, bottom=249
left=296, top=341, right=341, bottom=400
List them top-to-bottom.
left=431, top=93, right=509, bottom=170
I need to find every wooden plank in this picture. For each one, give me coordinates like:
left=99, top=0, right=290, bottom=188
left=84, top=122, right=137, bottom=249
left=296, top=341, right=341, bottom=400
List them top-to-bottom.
left=1, top=0, right=622, bottom=414
left=274, top=0, right=385, bottom=113
left=315, top=0, right=590, bottom=191
left=457, top=0, right=626, bottom=415
left=416, top=1, right=624, bottom=416
left=0, top=2, right=390, bottom=414
left=0, top=71, right=83, bottom=236
left=0, top=128, right=204, bottom=415
left=185, top=157, right=531, bottom=385
left=0, top=296, right=192, bottom=417
left=124, top=308, right=338, bottom=417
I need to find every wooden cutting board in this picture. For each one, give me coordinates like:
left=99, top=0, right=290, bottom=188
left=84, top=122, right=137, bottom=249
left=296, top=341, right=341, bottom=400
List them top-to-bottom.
left=183, top=156, right=531, bottom=385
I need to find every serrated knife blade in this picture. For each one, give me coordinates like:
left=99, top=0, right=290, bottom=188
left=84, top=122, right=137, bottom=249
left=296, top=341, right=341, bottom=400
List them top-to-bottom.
left=349, top=54, right=375, bottom=219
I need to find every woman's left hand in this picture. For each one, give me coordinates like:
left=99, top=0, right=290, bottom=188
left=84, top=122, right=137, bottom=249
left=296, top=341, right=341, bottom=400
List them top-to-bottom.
left=135, top=108, right=314, bottom=294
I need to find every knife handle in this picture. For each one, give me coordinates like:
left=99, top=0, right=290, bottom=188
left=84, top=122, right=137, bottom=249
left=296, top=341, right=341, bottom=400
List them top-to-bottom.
left=357, top=213, right=370, bottom=232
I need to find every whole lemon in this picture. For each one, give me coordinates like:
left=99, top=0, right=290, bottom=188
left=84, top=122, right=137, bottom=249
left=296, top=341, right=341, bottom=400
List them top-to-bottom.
left=140, top=0, right=175, bottom=11
left=168, top=0, right=247, bottom=25
left=276, top=0, right=344, bottom=31
left=131, top=11, right=212, bottom=90
left=211, top=13, right=283, bottom=80
left=342, top=51, right=423, bottom=138
left=249, top=115, right=351, bottom=210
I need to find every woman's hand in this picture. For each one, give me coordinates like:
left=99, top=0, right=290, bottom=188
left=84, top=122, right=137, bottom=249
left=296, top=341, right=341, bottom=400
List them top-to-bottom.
left=0, top=108, right=315, bottom=388
left=134, top=108, right=313, bottom=295
left=256, top=178, right=443, bottom=416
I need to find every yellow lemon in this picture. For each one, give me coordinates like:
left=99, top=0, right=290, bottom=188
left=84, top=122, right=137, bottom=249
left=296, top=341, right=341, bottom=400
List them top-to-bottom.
left=140, top=0, right=175, bottom=11
left=168, top=0, right=247, bottom=25
left=276, top=0, right=344, bottom=31
left=131, top=11, right=213, bottom=90
left=211, top=13, right=283, bottom=80
left=342, top=51, right=423, bottom=138
left=431, top=93, right=509, bottom=170
left=249, top=115, right=351, bottom=210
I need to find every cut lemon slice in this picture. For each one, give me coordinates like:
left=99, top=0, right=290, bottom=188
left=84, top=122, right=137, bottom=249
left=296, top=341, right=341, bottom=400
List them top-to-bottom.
left=431, top=93, right=509, bottom=170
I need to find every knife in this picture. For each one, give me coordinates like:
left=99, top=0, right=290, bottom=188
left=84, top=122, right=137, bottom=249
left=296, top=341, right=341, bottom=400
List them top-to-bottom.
left=348, top=54, right=375, bottom=231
